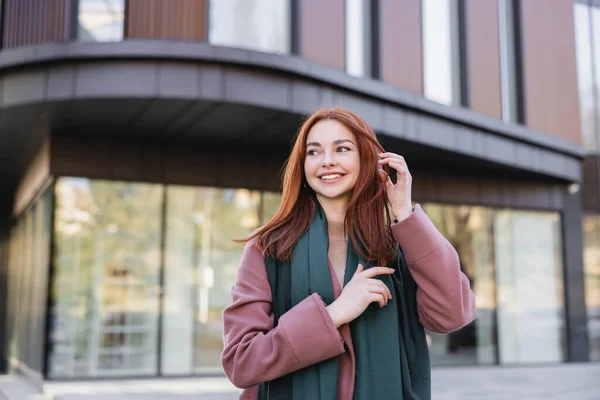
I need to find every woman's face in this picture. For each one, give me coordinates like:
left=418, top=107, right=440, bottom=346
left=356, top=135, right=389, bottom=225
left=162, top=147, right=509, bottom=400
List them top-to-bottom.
left=304, top=119, right=360, bottom=204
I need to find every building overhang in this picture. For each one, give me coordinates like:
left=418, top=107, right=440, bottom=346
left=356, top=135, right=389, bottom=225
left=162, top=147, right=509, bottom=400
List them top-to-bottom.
left=0, top=40, right=584, bottom=191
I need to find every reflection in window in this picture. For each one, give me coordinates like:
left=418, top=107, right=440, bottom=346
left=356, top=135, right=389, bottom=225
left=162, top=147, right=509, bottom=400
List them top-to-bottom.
left=77, top=0, right=125, bottom=42
left=209, top=0, right=290, bottom=54
left=346, top=0, right=371, bottom=78
left=421, top=0, right=461, bottom=105
left=498, top=0, right=519, bottom=123
left=574, top=3, right=596, bottom=152
left=49, top=178, right=163, bottom=378
left=162, top=186, right=262, bottom=374
left=6, top=187, right=52, bottom=376
left=422, top=204, right=497, bottom=366
left=494, top=210, right=565, bottom=363
left=583, top=216, right=600, bottom=361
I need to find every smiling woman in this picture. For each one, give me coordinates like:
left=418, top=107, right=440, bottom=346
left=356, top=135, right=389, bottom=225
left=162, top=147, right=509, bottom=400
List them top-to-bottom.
left=222, top=107, right=476, bottom=400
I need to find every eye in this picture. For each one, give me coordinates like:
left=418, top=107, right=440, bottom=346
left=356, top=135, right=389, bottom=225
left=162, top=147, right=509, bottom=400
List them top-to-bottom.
left=337, top=146, right=351, bottom=152
left=307, top=149, right=319, bottom=156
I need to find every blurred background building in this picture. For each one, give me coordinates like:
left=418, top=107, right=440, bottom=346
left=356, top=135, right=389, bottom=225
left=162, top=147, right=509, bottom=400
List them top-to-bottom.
left=0, top=0, right=598, bottom=389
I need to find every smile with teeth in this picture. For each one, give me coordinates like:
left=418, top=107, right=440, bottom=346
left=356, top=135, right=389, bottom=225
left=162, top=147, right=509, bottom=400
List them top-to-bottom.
left=321, top=174, right=344, bottom=181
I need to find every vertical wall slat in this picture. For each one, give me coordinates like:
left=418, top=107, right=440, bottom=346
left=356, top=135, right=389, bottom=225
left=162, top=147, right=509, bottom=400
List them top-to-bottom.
left=3, top=0, right=68, bottom=49
left=126, top=0, right=207, bottom=41
left=299, top=0, right=345, bottom=70
left=378, top=0, right=423, bottom=94
left=465, top=0, right=502, bottom=119
left=520, top=0, right=581, bottom=143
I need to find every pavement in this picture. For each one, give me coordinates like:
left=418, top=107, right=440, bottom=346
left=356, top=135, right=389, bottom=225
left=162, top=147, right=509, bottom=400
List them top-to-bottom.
left=1, top=363, right=600, bottom=400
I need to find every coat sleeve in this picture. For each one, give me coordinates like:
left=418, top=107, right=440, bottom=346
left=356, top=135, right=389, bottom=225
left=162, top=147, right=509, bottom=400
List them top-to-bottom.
left=391, top=204, right=477, bottom=333
left=221, top=240, right=345, bottom=389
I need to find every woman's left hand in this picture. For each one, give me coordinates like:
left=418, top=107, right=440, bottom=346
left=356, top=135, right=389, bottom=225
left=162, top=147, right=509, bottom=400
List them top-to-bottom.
left=377, top=152, right=413, bottom=223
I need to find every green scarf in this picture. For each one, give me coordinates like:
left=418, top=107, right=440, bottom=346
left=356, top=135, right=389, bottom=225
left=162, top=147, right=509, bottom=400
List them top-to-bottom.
left=258, top=203, right=431, bottom=400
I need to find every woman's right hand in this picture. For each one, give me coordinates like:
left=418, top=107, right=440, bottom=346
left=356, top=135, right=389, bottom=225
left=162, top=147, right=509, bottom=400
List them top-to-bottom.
left=326, top=264, right=394, bottom=328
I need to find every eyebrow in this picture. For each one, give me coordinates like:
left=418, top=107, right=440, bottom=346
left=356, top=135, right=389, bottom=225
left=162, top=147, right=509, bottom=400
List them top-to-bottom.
left=306, top=139, right=355, bottom=148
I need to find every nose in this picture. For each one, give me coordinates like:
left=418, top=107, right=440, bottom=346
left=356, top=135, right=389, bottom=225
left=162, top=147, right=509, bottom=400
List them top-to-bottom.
left=322, top=151, right=337, bottom=167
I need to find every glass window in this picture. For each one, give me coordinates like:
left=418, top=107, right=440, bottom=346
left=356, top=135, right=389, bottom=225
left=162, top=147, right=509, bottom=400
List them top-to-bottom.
left=77, top=0, right=125, bottom=42
left=209, top=0, right=291, bottom=54
left=346, top=0, right=371, bottom=78
left=421, top=0, right=461, bottom=105
left=498, top=0, right=519, bottom=123
left=574, top=3, right=596, bottom=152
left=590, top=8, right=600, bottom=152
left=48, top=178, right=163, bottom=378
left=162, top=186, right=261, bottom=374
left=5, top=187, right=53, bottom=375
left=422, top=204, right=497, bottom=366
left=494, top=210, right=565, bottom=363
left=583, top=215, right=600, bottom=361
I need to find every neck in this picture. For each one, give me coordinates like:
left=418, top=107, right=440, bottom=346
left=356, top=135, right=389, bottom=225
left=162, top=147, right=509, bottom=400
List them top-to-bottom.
left=316, top=194, right=349, bottom=224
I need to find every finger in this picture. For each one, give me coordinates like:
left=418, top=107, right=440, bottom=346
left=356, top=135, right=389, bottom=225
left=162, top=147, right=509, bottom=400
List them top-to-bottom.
left=378, top=152, right=405, bottom=161
left=378, top=154, right=406, bottom=164
left=389, top=162, right=411, bottom=180
left=378, top=169, right=393, bottom=188
left=353, top=264, right=364, bottom=277
left=360, top=266, right=395, bottom=278
left=368, top=279, right=393, bottom=301
left=367, top=284, right=389, bottom=305
left=369, top=293, right=385, bottom=308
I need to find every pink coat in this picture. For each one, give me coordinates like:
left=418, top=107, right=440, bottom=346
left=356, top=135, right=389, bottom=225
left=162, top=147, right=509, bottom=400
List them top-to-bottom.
left=221, top=204, right=477, bottom=399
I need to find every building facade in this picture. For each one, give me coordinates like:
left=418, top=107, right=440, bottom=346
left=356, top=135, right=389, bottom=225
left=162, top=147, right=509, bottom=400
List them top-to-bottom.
left=0, top=0, right=598, bottom=387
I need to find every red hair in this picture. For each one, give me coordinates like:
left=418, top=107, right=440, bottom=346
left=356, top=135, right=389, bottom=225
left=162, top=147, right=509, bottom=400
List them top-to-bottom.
left=242, top=107, right=397, bottom=266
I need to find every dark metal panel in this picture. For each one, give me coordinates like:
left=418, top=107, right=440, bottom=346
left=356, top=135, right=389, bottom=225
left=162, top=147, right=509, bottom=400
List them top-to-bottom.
left=299, top=0, right=345, bottom=70
left=378, top=0, right=423, bottom=94
left=465, top=0, right=502, bottom=118
left=520, top=0, right=581, bottom=143
left=0, top=41, right=585, bottom=158
left=0, top=44, right=584, bottom=183
left=75, top=61, right=158, bottom=98
left=157, top=61, right=200, bottom=99
left=46, top=64, right=76, bottom=101
left=198, top=65, right=224, bottom=102
left=1, top=68, right=46, bottom=107
left=223, top=68, right=292, bottom=111
left=289, top=79, right=320, bottom=115
left=336, top=91, right=384, bottom=131
left=381, top=106, right=408, bottom=141
left=402, top=111, right=422, bottom=142
left=417, top=116, right=459, bottom=152
left=454, top=126, right=480, bottom=157
left=485, top=135, right=517, bottom=165
left=515, top=143, right=536, bottom=171
left=561, top=189, right=590, bottom=362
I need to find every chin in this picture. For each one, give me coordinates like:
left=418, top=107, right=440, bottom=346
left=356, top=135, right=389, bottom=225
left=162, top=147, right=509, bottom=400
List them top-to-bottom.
left=315, top=188, right=353, bottom=201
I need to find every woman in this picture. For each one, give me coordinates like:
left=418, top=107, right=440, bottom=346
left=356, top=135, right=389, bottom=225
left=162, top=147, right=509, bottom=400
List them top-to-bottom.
left=221, top=108, right=476, bottom=400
